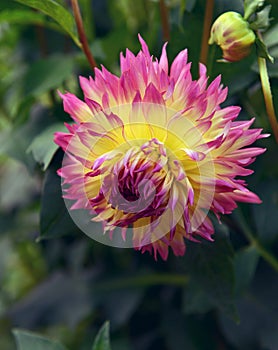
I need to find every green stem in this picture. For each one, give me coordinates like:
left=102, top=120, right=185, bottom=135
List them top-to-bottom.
left=71, top=0, right=97, bottom=70
left=200, top=0, right=215, bottom=65
left=256, top=31, right=278, bottom=143
left=257, top=55, right=278, bottom=143
left=236, top=209, right=278, bottom=272
left=93, top=273, right=189, bottom=292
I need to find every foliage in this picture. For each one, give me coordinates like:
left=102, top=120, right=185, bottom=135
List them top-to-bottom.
left=0, top=0, right=277, bottom=349
left=13, top=322, right=110, bottom=350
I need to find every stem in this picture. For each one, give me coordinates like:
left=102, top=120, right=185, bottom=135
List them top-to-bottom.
left=71, top=0, right=97, bottom=71
left=159, top=0, right=170, bottom=42
left=200, top=0, right=215, bottom=65
left=35, top=25, right=48, bottom=58
left=257, top=55, right=278, bottom=143
left=236, top=209, right=278, bottom=272
left=93, top=273, right=189, bottom=292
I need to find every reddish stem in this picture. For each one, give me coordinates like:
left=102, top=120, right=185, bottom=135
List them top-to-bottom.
left=71, top=0, right=97, bottom=70
left=159, top=0, right=170, bottom=42
left=200, top=0, right=215, bottom=65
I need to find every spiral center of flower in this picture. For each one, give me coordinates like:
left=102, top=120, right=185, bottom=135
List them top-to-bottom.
left=100, top=138, right=169, bottom=216
left=119, top=180, right=140, bottom=202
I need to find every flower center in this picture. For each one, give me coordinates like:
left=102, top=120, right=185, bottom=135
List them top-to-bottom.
left=87, top=136, right=193, bottom=235
left=102, top=138, right=168, bottom=216
left=119, top=181, right=140, bottom=202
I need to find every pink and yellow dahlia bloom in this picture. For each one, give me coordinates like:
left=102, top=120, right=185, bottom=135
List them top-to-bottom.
left=54, top=35, right=267, bottom=260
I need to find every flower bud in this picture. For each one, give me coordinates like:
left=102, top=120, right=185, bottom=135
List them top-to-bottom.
left=209, top=11, right=256, bottom=62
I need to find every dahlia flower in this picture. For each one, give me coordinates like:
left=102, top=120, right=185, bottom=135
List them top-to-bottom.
left=209, top=11, right=256, bottom=62
left=54, top=35, right=266, bottom=260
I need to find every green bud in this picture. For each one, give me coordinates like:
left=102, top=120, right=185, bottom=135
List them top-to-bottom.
left=209, top=11, right=256, bottom=62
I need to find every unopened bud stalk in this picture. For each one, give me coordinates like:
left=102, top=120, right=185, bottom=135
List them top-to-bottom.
left=258, top=53, right=278, bottom=143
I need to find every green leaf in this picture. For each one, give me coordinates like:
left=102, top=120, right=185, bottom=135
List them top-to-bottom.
left=14, top=0, right=81, bottom=46
left=244, top=0, right=265, bottom=20
left=249, top=5, right=272, bottom=30
left=0, top=8, right=46, bottom=24
left=0, top=9, right=60, bottom=32
left=263, top=23, right=278, bottom=49
left=255, top=36, right=274, bottom=63
left=23, top=55, right=75, bottom=97
left=0, top=106, right=53, bottom=170
left=27, top=123, right=67, bottom=170
left=39, top=151, right=80, bottom=240
left=0, top=158, right=37, bottom=211
left=252, top=180, right=278, bottom=243
left=183, top=223, right=239, bottom=321
left=234, top=246, right=259, bottom=296
left=219, top=262, right=278, bottom=349
left=9, top=270, right=94, bottom=328
left=183, top=279, right=214, bottom=315
left=101, top=289, right=143, bottom=327
left=92, top=322, right=111, bottom=350
left=12, top=329, right=67, bottom=350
